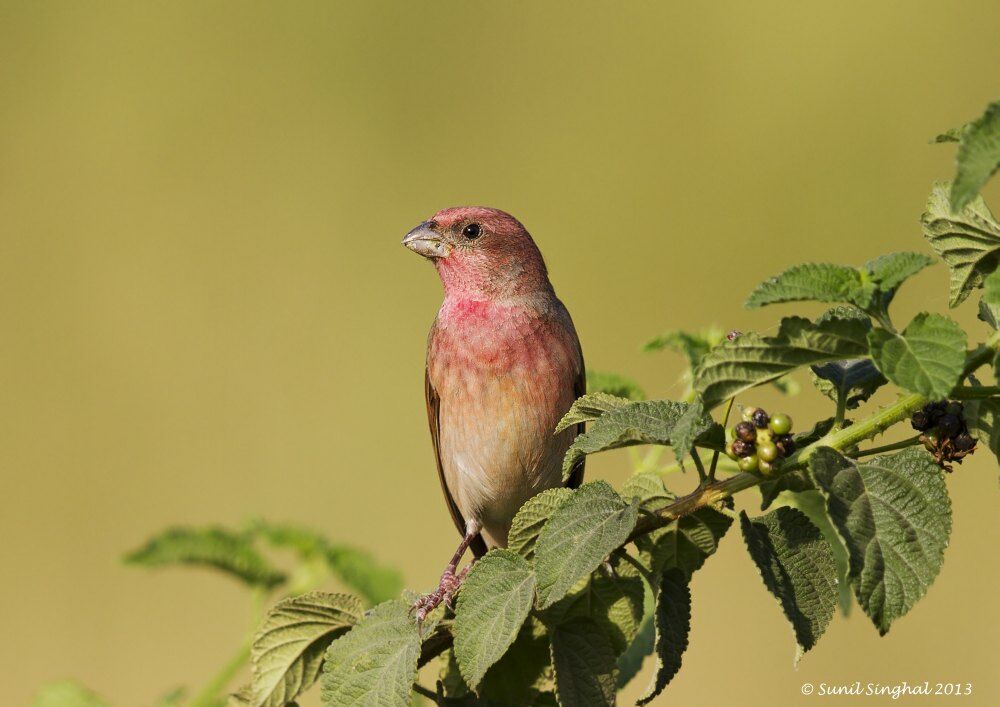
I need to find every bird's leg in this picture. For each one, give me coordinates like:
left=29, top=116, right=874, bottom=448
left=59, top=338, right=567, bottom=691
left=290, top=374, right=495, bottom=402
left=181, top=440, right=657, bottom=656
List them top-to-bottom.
left=412, top=519, right=481, bottom=622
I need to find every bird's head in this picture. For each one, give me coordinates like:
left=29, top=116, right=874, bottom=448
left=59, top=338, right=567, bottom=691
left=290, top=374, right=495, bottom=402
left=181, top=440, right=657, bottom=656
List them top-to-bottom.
left=403, top=207, right=552, bottom=298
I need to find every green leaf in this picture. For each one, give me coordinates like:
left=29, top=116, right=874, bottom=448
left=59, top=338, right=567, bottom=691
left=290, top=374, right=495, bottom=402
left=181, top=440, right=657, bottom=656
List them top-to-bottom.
left=949, top=99, right=1000, bottom=212
left=933, top=125, right=966, bottom=143
left=921, top=183, right=1000, bottom=307
left=863, top=252, right=934, bottom=292
left=745, top=263, right=872, bottom=310
left=984, top=268, right=1000, bottom=308
left=868, top=313, right=967, bottom=399
left=694, top=316, right=870, bottom=410
left=642, top=328, right=723, bottom=369
left=810, top=359, right=886, bottom=410
left=586, top=370, right=646, bottom=400
left=555, top=393, right=630, bottom=434
left=670, top=396, right=710, bottom=463
left=965, top=396, right=1000, bottom=463
left=561, top=400, right=715, bottom=479
left=809, top=447, right=952, bottom=635
left=759, top=469, right=816, bottom=511
left=621, top=471, right=674, bottom=513
left=534, top=481, right=639, bottom=608
left=507, top=487, right=574, bottom=560
left=778, top=490, right=853, bottom=615
left=637, top=507, right=732, bottom=580
left=739, top=508, right=838, bottom=660
left=250, top=521, right=403, bottom=604
left=124, top=526, right=285, bottom=588
left=453, top=549, right=537, bottom=689
left=588, top=564, right=645, bottom=655
left=636, top=569, right=691, bottom=706
left=249, top=591, right=362, bottom=707
left=320, top=600, right=421, bottom=707
left=615, top=611, right=654, bottom=690
left=550, top=619, right=617, bottom=707
left=477, top=620, right=552, bottom=704
left=436, top=649, right=469, bottom=700
left=32, top=681, right=110, bottom=707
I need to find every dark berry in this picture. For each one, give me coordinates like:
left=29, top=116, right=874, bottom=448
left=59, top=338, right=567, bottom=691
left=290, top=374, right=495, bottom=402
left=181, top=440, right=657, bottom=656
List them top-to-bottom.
left=945, top=401, right=964, bottom=417
left=742, top=407, right=760, bottom=423
left=751, top=409, right=770, bottom=429
left=911, top=410, right=931, bottom=431
left=939, top=414, right=961, bottom=437
left=734, top=421, right=757, bottom=443
left=922, top=430, right=940, bottom=451
left=954, top=433, right=976, bottom=452
left=775, top=434, right=796, bottom=457
left=731, top=439, right=754, bottom=457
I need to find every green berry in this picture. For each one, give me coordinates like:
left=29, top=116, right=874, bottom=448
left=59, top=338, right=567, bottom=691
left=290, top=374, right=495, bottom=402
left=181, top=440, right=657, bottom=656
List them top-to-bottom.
left=742, top=407, right=760, bottom=423
left=769, top=413, right=792, bottom=435
left=757, top=428, right=772, bottom=445
left=725, top=440, right=738, bottom=460
left=757, top=441, right=779, bottom=462
left=738, top=454, right=760, bottom=472
left=758, top=459, right=776, bottom=476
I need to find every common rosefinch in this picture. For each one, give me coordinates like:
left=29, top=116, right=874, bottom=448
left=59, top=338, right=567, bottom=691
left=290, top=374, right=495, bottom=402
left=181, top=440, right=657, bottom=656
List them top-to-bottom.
left=403, top=207, right=585, bottom=618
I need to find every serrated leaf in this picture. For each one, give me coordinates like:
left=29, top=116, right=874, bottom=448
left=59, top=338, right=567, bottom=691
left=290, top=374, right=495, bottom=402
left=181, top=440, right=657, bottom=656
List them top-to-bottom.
left=949, top=99, right=1000, bottom=212
left=921, top=183, right=1000, bottom=307
left=863, top=252, right=934, bottom=292
left=745, top=263, right=872, bottom=310
left=985, top=268, right=1000, bottom=308
left=868, top=313, right=967, bottom=399
left=694, top=316, right=870, bottom=410
left=642, top=328, right=723, bottom=369
left=810, top=359, right=887, bottom=410
left=586, top=370, right=646, bottom=400
left=555, top=393, right=630, bottom=434
left=671, top=396, right=709, bottom=463
left=965, top=397, right=1000, bottom=464
left=561, top=400, right=714, bottom=479
left=809, top=447, right=952, bottom=635
left=759, top=469, right=816, bottom=510
left=621, top=471, right=675, bottom=513
left=534, top=481, right=639, bottom=608
left=508, top=488, right=574, bottom=560
left=778, top=490, right=853, bottom=615
left=637, top=507, right=732, bottom=580
left=740, top=508, right=838, bottom=660
left=250, top=521, right=402, bottom=604
left=124, top=526, right=285, bottom=588
left=453, top=549, right=536, bottom=689
left=636, top=569, right=690, bottom=706
left=250, top=591, right=362, bottom=707
left=320, top=600, right=421, bottom=707
left=615, top=610, right=654, bottom=690
left=550, top=619, right=617, bottom=707
left=477, top=620, right=552, bottom=704
left=436, top=649, right=469, bottom=700
left=32, top=681, right=110, bottom=707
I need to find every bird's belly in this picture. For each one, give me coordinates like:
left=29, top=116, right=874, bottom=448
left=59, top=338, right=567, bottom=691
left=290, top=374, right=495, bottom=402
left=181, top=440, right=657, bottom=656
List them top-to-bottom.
left=438, top=376, right=575, bottom=547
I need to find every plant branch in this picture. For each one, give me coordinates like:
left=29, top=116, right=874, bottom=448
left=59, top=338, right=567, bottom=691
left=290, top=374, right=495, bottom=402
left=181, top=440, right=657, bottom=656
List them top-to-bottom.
left=952, top=385, right=1000, bottom=399
left=850, top=434, right=922, bottom=458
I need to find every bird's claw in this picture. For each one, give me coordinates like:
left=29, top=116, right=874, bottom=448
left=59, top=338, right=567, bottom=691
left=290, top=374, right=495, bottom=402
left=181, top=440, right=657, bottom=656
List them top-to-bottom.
left=410, top=567, right=468, bottom=623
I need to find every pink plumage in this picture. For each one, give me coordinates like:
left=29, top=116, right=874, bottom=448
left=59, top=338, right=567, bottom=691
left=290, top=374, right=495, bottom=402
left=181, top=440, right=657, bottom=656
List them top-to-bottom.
left=404, top=207, right=585, bottom=561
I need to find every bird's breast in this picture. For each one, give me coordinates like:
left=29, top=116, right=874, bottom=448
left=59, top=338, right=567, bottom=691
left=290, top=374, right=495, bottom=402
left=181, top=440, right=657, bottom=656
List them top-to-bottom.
left=427, top=296, right=581, bottom=546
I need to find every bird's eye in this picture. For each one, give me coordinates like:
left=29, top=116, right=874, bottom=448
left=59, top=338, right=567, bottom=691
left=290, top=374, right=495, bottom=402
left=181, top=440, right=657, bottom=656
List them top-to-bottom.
left=462, top=223, right=482, bottom=239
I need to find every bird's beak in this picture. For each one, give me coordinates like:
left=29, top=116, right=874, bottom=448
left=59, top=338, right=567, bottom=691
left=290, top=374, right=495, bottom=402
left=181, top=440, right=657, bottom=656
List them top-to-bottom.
left=402, top=221, right=451, bottom=259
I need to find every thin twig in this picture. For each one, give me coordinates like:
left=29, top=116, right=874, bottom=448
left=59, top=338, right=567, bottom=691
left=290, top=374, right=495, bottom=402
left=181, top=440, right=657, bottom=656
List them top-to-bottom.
left=707, top=397, right=736, bottom=483
left=850, top=434, right=922, bottom=458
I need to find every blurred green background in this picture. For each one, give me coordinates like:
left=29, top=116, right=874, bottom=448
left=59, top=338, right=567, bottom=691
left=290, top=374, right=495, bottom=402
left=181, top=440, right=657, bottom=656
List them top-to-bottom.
left=2, top=1, right=999, bottom=705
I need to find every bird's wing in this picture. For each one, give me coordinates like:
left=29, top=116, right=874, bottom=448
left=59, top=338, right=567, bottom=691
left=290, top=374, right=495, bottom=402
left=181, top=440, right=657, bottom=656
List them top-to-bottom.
left=566, top=348, right=586, bottom=490
left=425, top=369, right=489, bottom=558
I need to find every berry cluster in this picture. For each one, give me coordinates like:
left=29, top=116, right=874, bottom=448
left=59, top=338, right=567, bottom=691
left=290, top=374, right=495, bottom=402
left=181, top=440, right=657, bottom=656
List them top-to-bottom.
left=910, top=400, right=977, bottom=471
left=725, top=407, right=795, bottom=477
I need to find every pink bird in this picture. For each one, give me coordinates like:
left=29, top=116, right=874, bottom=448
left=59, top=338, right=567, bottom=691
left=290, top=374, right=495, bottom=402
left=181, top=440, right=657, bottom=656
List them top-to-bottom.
left=403, top=207, right=585, bottom=618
